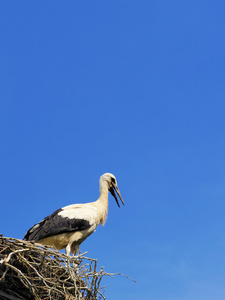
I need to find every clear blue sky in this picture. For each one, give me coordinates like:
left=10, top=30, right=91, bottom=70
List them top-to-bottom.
left=1, top=1, right=225, bottom=299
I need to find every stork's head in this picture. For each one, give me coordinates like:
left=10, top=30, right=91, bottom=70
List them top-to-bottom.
left=100, top=173, right=125, bottom=207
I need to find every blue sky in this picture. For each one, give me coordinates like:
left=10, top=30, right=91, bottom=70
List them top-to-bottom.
left=1, top=1, right=225, bottom=299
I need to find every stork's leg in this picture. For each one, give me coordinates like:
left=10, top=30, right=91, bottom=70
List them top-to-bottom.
left=65, top=244, right=71, bottom=272
left=66, top=244, right=71, bottom=256
left=69, top=244, right=80, bottom=275
left=71, top=244, right=79, bottom=256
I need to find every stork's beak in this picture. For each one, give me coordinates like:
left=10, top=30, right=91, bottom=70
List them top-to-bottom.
left=109, top=183, right=125, bottom=207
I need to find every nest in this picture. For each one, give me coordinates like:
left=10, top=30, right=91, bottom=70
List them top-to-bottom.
left=0, top=235, right=115, bottom=300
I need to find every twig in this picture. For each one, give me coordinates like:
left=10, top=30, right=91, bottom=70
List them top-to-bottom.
left=0, top=248, right=29, bottom=264
left=0, top=290, right=22, bottom=300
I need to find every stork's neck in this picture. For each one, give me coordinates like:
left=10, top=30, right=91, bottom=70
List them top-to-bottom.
left=99, top=179, right=109, bottom=194
left=96, top=183, right=109, bottom=225
left=98, top=184, right=109, bottom=205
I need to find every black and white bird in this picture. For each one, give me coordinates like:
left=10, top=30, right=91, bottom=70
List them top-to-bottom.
left=23, top=173, right=124, bottom=255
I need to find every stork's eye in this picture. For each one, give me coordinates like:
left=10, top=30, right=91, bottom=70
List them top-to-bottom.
left=111, top=177, right=116, bottom=183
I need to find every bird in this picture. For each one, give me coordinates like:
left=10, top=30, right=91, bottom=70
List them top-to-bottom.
left=23, top=173, right=125, bottom=255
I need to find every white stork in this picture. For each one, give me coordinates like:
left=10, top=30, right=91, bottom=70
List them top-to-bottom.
left=23, top=173, right=124, bottom=255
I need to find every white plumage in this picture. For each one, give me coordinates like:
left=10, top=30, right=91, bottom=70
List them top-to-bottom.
left=24, top=173, right=124, bottom=255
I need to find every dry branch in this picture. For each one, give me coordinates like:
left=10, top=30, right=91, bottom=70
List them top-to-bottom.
left=0, top=235, right=127, bottom=300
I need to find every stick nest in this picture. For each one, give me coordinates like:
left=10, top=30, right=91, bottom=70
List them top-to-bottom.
left=0, top=235, right=111, bottom=300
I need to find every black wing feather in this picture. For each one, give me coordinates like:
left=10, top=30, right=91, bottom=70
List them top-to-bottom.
left=23, top=208, right=91, bottom=242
